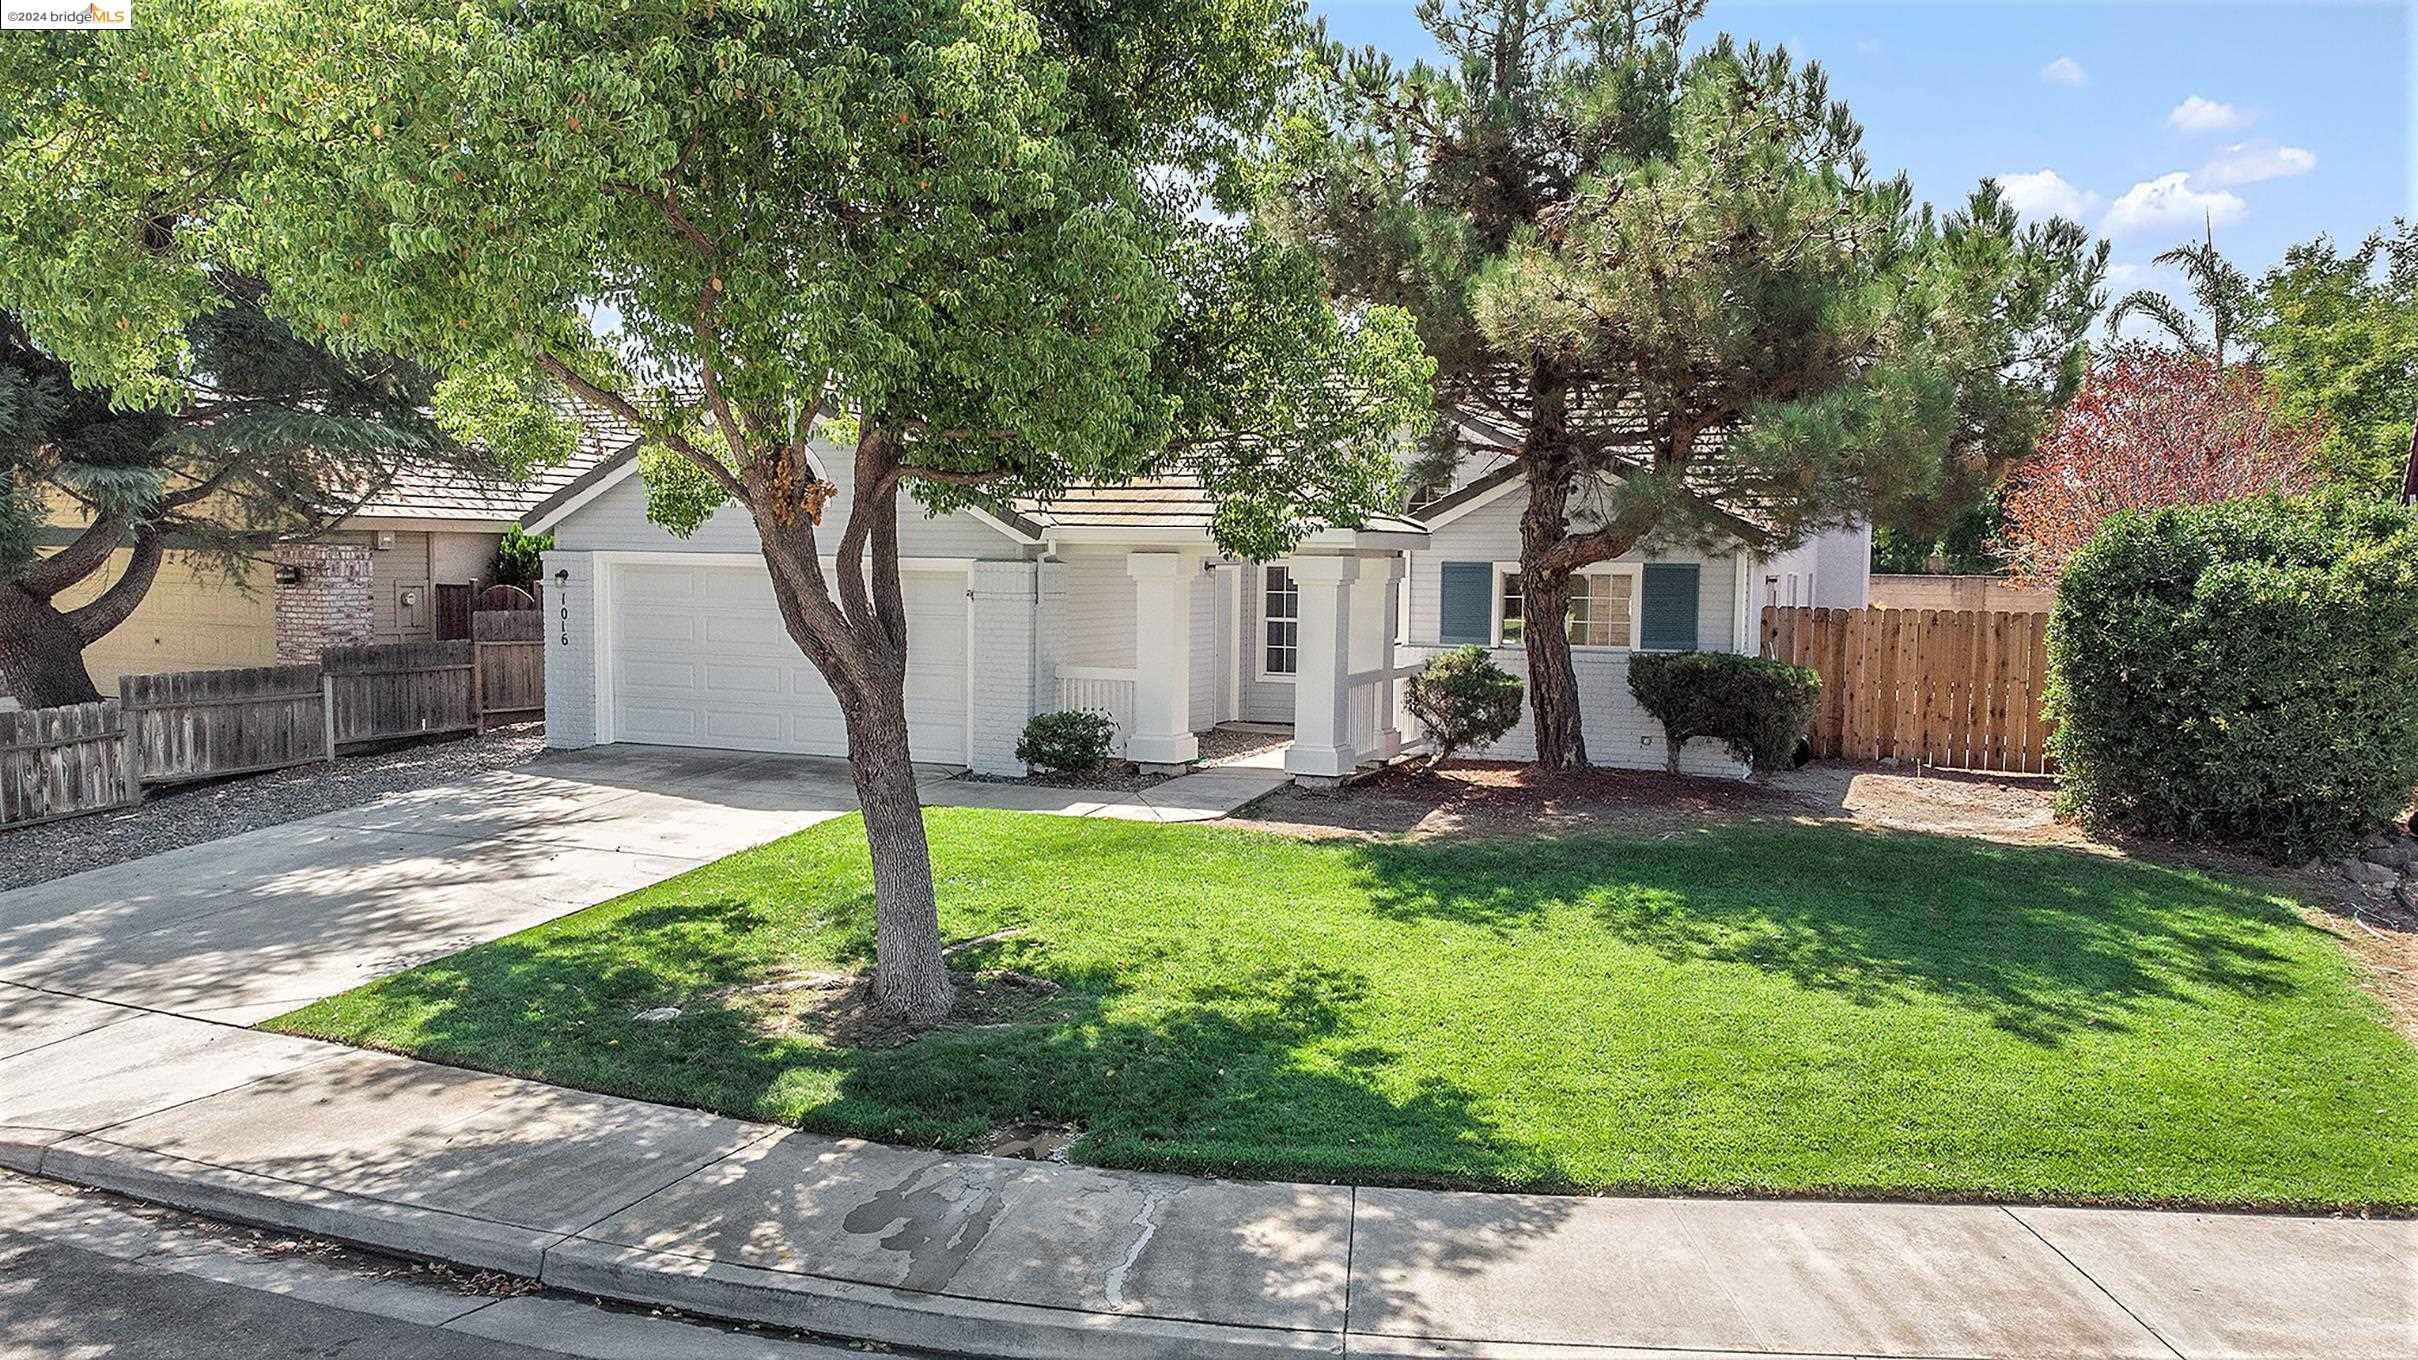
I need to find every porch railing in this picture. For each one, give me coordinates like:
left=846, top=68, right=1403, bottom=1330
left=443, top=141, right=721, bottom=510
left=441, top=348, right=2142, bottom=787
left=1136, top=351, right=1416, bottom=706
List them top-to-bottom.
left=1053, top=665, right=1139, bottom=754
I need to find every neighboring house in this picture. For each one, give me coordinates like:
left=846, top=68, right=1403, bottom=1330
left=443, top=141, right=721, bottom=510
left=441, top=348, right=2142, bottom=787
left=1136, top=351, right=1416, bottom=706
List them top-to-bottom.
left=31, top=432, right=622, bottom=694
left=529, top=443, right=1870, bottom=782
left=1399, top=462, right=1871, bottom=777
left=1868, top=574, right=2054, bottom=613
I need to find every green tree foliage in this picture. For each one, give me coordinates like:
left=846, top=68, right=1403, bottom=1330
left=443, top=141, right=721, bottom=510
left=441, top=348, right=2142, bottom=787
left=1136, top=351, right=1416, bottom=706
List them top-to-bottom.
left=1257, top=0, right=2103, bottom=767
left=0, top=1, right=1429, bottom=1021
left=2257, top=221, right=2418, bottom=498
left=2108, top=225, right=2259, bottom=368
left=0, top=303, right=461, bottom=708
left=2045, top=494, right=2418, bottom=861
left=489, top=526, right=553, bottom=591
left=1402, top=644, right=1524, bottom=769
left=1627, top=652, right=1819, bottom=775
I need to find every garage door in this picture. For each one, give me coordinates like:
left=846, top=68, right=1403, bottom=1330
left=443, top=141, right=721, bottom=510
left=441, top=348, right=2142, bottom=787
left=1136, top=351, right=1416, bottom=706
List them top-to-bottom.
left=605, top=561, right=967, bottom=764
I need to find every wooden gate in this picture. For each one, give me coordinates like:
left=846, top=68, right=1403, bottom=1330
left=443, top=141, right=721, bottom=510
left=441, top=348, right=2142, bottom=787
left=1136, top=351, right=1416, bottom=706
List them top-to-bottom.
left=1762, top=606, right=2058, bottom=774
left=472, top=609, right=545, bottom=727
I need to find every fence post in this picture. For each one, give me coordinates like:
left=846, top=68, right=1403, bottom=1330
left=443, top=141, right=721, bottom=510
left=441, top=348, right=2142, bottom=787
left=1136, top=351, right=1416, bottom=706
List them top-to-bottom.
left=472, top=639, right=487, bottom=733
left=321, top=673, right=338, bottom=764
left=116, top=699, right=142, bottom=809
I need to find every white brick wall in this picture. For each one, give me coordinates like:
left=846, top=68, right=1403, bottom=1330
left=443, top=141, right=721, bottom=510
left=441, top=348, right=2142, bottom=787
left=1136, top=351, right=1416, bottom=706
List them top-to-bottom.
left=539, top=550, right=598, bottom=749
left=967, top=561, right=1041, bottom=775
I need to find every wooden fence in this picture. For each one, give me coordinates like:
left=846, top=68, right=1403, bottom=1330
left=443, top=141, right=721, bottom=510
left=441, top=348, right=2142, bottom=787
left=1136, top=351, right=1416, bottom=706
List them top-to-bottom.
left=1761, top=605, right=2058, bottom=774
left=472, top=609, right=544, bottom=726
left=122, top=664, right=330, bottom=785
left=0, top=701, right=139, bottom=829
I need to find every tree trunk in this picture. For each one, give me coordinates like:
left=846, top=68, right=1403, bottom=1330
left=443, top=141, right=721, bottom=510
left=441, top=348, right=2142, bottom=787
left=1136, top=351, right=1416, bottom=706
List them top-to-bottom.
left=1519, top=565, right=1587, bottom=768
left=0, top=584, right=105, bottom=708
left=844, top=687, right=955, bottom=1024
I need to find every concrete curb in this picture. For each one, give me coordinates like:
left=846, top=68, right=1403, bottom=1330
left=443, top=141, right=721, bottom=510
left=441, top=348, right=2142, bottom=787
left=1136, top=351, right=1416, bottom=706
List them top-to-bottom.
left=32, top=1134, right=1344, bottom=1360
left=37, top=1135, right=563, bottom=1277
left=543, top=1238, right=1342, bottom=1360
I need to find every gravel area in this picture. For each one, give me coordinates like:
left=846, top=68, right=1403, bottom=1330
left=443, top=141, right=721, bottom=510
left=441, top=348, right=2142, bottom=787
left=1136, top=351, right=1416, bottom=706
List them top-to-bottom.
left=0, top=723, right=546, bottom=893
left=1195, top=724, right=1291, bottom=767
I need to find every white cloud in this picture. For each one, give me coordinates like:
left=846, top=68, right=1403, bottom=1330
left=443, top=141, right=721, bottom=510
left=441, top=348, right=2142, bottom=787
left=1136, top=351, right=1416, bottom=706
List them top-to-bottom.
left=2040, top=56, right=2086, bottom=87
left=2166, top=95, right=2251, bottom=134
left=2196, top=141, right=2317, bottom=187
left=1994, top=170, right=2100, bottom=221
left=2101, top=172, right=2247, bottom=236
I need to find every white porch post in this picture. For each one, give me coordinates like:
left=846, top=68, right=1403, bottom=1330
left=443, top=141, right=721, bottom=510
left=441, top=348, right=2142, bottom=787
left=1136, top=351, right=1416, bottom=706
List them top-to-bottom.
left=1126, top=551, right=1199, bottom=770
left=1285, top=554, right=1361, bottom=784
left=1360, top=554, right=1407, bottom=762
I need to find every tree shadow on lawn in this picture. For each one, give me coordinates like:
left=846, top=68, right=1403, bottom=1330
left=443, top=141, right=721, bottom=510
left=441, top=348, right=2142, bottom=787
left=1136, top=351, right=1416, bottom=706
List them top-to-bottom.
left=1343, top=823, right=2315, bottom=1046
left=296, top=897, right=1558, bottom=1192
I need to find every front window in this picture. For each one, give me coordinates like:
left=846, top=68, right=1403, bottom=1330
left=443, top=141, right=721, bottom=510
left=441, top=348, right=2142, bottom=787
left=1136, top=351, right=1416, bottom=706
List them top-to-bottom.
left=1263, top=565, right=1298, bottom=676
left=1500, top=568, right=1632, bottom=647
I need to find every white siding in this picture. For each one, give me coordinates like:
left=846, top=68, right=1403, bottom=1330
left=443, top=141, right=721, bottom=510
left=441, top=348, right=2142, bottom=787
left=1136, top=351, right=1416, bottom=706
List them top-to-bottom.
left=1404, top=478, right=1752, bottom=777
left=1189, top=570, right=1221, bottom=731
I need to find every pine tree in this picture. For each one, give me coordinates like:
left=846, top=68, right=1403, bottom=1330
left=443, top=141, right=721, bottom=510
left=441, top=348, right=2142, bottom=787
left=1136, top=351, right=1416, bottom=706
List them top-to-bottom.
left=1259, top=0, right=2103, bottom=766
left=0, top=294, right=468, bottom=708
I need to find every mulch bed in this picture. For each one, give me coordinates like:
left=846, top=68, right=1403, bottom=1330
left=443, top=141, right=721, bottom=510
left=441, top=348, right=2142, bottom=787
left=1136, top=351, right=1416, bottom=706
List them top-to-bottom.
left=954, top=759, right=1165, bottom=793
left=1233, top=759, right=1789, bottom=839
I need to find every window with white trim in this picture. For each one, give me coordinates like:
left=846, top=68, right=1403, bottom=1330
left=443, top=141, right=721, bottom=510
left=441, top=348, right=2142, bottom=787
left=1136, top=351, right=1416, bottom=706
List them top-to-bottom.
left=1262, top=564, right=1298, bottom=677
left=1496, top=564, right=1638, bottom=648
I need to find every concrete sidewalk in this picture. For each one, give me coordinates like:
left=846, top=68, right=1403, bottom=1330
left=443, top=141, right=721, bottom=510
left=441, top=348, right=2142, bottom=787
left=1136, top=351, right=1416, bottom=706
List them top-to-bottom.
left=926, top=766, right=1290, bottom=823
left=3, top=986, right=2408, bottom=1360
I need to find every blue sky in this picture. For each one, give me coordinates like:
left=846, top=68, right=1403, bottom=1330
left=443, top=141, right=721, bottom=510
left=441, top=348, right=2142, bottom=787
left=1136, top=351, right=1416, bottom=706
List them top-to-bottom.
left=1312, top=1, right=2409, bottom=327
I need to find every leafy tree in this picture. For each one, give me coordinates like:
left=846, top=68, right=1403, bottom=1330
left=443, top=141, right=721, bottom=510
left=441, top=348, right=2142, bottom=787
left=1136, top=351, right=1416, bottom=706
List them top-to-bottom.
left=1257, top=0, right=2102, bottom=767
left=0, top=2, right=1428, bottom=1021
left=2257, top=220, right=2418, bottom=497
left=2108, top=225, right=2258, bottom=367
left=0, top=301, right=458, bottom=708
left=2000, top=345, right=2318, bottom=581
left=489, top=525, right=553, bottom=592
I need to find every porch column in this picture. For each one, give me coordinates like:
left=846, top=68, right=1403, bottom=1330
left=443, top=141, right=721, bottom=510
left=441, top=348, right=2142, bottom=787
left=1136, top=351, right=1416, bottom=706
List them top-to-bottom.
left=1126, top=550, right=1198, bottom=770
left=1285, top=554, right=1361, bottom=784
left=1360, top=554, right=1407, bottom=762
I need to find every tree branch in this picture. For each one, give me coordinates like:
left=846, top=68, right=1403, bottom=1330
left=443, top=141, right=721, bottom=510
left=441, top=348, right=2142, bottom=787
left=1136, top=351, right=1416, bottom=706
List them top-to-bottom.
left=535, top=352, right=749, bottom=503
left=14, top=514, right=131, bottom=600
left=63, top=527, right=165, bottom=644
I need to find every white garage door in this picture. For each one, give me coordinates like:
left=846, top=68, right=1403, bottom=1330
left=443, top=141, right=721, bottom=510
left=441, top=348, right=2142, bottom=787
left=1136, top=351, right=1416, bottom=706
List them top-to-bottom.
left=605, top=560, right=968, bottom=764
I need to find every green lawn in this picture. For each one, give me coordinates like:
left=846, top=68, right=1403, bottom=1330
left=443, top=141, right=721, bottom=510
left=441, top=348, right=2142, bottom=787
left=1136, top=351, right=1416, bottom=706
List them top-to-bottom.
left=271, top=809, right=2418, bottom=1209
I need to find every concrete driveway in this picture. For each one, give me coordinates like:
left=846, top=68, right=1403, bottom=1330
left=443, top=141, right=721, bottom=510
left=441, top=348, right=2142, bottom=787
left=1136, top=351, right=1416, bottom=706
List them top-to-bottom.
left=0, top=746, right=936, bottom=1025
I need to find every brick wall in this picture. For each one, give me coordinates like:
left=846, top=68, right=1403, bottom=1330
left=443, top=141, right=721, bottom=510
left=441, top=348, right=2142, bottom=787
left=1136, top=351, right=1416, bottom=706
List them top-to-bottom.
left=273, top=542, right=373, bottom=663
left=539, top=550, right=596, bottom=749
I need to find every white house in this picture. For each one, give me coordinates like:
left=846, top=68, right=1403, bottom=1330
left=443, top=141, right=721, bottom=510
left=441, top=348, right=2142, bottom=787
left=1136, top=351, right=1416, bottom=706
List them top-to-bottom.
left=526, top=444, right=1868, bottom=783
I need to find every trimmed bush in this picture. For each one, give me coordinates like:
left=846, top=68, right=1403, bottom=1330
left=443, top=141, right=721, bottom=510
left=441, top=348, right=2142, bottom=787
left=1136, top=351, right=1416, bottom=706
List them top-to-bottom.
left=2046, top=493, right=2418, bottom=861
left=1404, top=645, right=1524, bottom=769
left=1627, top=652, right=1821, bottom=775
left=1015, top=709, right=1116, bottom=774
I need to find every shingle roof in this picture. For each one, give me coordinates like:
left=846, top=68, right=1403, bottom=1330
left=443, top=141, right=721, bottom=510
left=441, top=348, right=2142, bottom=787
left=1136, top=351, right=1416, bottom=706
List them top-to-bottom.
left=350, top=407, right=640, bottom=525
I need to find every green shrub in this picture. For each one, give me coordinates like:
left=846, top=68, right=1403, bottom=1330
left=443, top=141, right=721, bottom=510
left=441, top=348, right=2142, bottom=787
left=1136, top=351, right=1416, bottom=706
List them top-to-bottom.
left=2046, top=493, right=2418, bottom=861
left=490, top=525, right=553, bottom=589
left=1405, top=645, right=1525, bottom=769
left=1627, top=652, right=1821, bottom=775
left=1016, top=709, right=1116, bottom=773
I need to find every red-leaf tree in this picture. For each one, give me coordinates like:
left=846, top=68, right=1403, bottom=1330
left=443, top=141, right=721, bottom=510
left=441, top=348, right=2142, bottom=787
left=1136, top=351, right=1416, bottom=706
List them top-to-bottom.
left=2001, top=345, right=2320, bottom=581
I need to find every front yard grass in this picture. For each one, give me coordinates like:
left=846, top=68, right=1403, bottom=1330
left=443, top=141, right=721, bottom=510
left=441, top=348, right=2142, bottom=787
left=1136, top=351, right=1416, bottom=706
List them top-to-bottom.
left=271, top=809, right=2418, bottom=1209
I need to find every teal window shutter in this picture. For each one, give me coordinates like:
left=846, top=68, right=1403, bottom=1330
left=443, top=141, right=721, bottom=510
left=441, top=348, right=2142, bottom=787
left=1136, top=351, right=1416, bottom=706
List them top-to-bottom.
left=1439, top=562, right=1494, bottom=644
left=1640, top=563, right=1701, bottom=650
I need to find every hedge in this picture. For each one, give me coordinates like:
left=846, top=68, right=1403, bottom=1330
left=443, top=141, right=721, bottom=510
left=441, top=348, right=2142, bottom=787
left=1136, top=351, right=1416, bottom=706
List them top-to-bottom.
left=2045, top=493, right=2418, bottom=861
left=1627, top=652, right=1821, bottom=775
